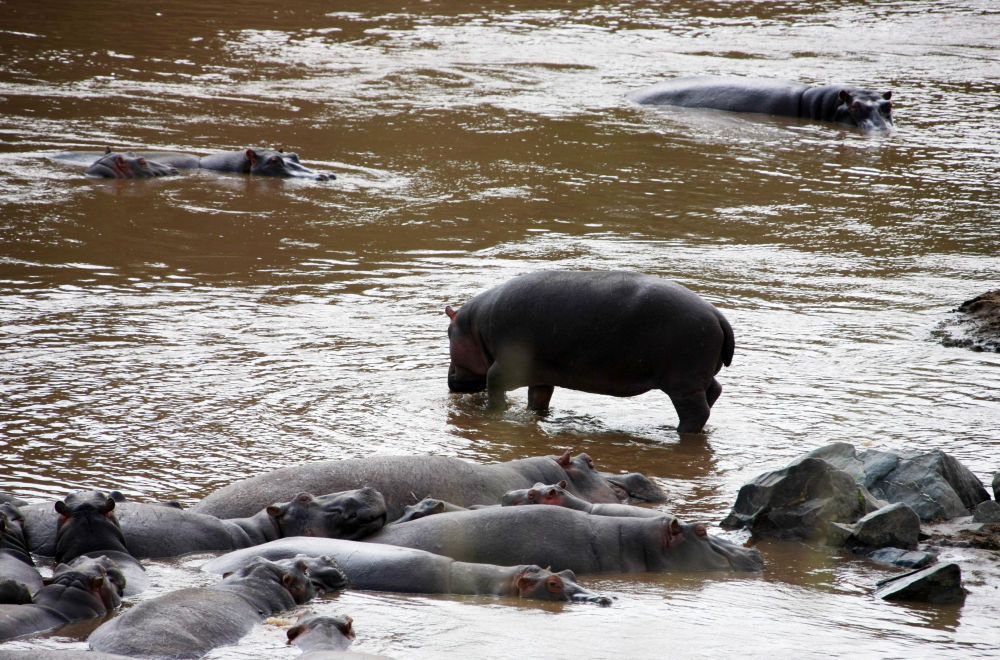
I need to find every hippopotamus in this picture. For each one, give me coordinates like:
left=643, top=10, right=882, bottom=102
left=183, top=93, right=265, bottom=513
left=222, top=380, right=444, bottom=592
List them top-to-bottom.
left=627, top=76, right=894, bottom=132
left=149, top=147, right=334, bottom=181
left=84, top=148, right=179, bottom=179
left=446, top=271, right=735, bottom=433
left=191, top=450, right=625, bottom=520
left=599, top=471, right=668, bottom=503
left=502, top=481, right=663, bottom=518
left=19, top=488, right=386, bottom=558
left=393, top=497, right=474, bottom=524
left=0, top=504, right=43, bottom=596
left=366, top=506, right=763, bottom=575
left=202, top=537, right=612, bottom=606
left=0, top=555, right=124, bottom=642
left=88, top=556, right=342, bottom=658
left=287, top=614, right=392, bottom=659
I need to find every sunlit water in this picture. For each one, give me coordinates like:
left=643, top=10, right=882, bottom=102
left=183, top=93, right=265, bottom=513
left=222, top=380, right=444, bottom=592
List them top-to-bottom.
left=1, top=1, right=998, bottom=657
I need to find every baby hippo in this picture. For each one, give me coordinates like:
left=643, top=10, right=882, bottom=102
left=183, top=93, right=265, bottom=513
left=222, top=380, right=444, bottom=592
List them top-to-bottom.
left=502, top=481, right=663, bottom=518
left=287, top=613, right=391, bottom=659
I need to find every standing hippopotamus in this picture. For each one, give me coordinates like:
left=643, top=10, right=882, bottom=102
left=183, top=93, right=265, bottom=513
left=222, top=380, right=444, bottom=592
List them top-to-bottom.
left=627, top=76, right=893, bottom=132
left=84, top=148, right=179, bottom=179
left=446, top=271, right=735, bottom=433
left=192, top=450, right=624, bottom=520
left=502, top=481, right=663, bottom=518
left=0, top=503, right=43, bottom=596
left=366, top=506, right=763, bottom=575
left=203, top=537, right=612, bottom=605
left=0, top=555, right=125, bottom=642
left=88, top=556, right=342, bottom=658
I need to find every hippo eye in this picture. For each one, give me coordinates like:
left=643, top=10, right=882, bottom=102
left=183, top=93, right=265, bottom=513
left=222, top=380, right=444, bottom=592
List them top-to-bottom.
left=268, top=156, right=281, bottom=164
left=528, top=490, right=538, bottom=502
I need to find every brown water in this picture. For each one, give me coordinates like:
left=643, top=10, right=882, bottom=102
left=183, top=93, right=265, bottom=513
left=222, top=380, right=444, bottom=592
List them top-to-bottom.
left=1, top=0, right=998, bottom=657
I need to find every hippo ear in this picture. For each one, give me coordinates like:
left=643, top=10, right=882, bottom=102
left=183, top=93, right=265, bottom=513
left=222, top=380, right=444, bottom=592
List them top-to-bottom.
left=838, top=90, right=853, bottom=105
left=882, top=91, right=892, bottom=100
left=104, top=146, right=112, bottom=154
left=245, top=149, right=258, bottom=167
left=445, top=305, right=457, bottom=320
left=555, top=449, right=572, bottom=467
left=557, top=480, right=568, bottom=489
left=109, top=490, right=126, bottom=502
left=101, top=498, right=116, bottom=514
left=55, top=501, right=70, bottom=516
left=431, top=501, right=446, bottom=514
left=266, top=503, right=286, bottom=518
left=660, top=517, right=685, bottom=550
left=295, top=558, right=309, bottom=573
left=339, top=615, right=354, bottom=638
left=286, top=624, right=304, bottom=644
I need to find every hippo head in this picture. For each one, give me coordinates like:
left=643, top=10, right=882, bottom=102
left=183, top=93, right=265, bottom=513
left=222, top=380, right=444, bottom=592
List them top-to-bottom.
left=836, top=90, right=893, bottom=132
left=245, top=148, right=332, bottom=181
left=85, top=149, right=179, bottom=179
left=445, top=305, right=490, bottom=393
left=553, top=450, right=624, bottom=504
left=600, top=472, right=669, bottom=504
left=501, top=481, right=572, bottom=507
left=266, top=488, right=387, bottom=540
left=53, top=490, right=128, bottom=563
left=397, top=497, right=448, bottom=523
left=658, top=516, right=764, bottom=572
left=282, top=554, right=349, bottom=595
left=48, top=555, right=125, bottom=613
left=235, top=557, right=315, bottom=604
left=513, top=566, right=611, bottom=606
left=287, top=613, right=355, bottom=652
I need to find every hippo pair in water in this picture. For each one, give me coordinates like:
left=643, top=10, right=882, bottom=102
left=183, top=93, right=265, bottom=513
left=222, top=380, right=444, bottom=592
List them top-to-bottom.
left=628, top=76, right=893, bottom=132
left=81, top=146, right=333, bottom=180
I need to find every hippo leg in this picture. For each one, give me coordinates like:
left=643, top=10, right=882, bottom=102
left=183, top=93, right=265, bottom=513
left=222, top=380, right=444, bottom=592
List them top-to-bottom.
left=486, top=363, right=511, bottom=410
left=706, top=378, right=723, bottom=409
left=527, top=385, right=554, bottom=411
left=666, top=389, right=710, bottom=434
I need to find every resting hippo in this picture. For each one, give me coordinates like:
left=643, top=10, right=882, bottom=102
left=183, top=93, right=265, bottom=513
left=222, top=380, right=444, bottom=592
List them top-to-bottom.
left=627, top=76, right=893, bottom=132
left=84, top=148, right=179, bottom=179
left=446, top=271, right=734, bottom=433
left=192, top=450, right=624, bottom=520
left=600, top=471, right=668, bottom=503
left=502, top=481, right=662, bottom=518
left=20, top=488, right=386, bottom=558
left=394, top=497, right=473, bottom=523
left=0, top=504, right=43, bottom=596
left=367, top=506, right=763, bottom=574
left=203, top=537, right=612, bottom=605
left=0, top=555, right=124, bottom=642
left=88, top=556, right=342, bottom=658
left=287, top=614, right=391, bottom=659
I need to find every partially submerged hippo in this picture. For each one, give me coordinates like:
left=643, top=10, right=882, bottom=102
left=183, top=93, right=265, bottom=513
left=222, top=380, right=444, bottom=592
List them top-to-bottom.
left=628, top=76, right=893, bottom=132
left=149, top=147, right=333, bottom=181
left=84, top=148, right=179, bottom=179
left=446, top=271, right=734, bottom=433
left=192, top=450, right=625, bottom=520
left=599, top=471, right=669, bottom=503
left=502, top=481, right=662, bottom=518
left=394, top=497, right=473, bottom=524
left=0, top=503, right=43, bottom=596
left=366, top=506, right=763, bottom=575
left=203, top=537, right=612, bottom=605
left=0, top=555, right=125, bottom=642
left=88, top=556, right=341, bottom=658
left=287, top=613, right=392, bottom=659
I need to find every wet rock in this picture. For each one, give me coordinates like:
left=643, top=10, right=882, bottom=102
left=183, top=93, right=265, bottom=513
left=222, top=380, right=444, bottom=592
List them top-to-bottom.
left=937, top=289, right=1000, bottom=353
left=806, top=442, right=989, bottom=521
left=720, top=457, right=880, bottom=542
left=972, top=500, right=1000, bottom=524
left=852, top=503, right=921, bottom=550
left=866, top=547, right=936, bottom=570
left=875, top=562, right=966, bottom=604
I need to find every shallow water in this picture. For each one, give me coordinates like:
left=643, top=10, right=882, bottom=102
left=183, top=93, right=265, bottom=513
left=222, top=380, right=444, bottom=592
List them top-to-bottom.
left=1, top=0, right=998, bottom=657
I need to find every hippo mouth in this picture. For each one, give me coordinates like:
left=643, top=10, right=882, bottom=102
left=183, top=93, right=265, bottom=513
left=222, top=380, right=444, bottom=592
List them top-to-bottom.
left=447, top=372, right=487, bottom=393
left=341, top=511, right=387, bottom=540
left=705, top=533, right=764, bottom=572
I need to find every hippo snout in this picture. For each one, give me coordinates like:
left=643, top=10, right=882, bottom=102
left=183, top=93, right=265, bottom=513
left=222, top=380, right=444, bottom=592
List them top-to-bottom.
left=447, top=370, right=487, bottom=393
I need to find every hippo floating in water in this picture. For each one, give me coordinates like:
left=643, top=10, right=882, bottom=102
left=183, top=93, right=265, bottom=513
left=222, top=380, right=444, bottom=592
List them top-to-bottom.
left=628, top=76, right=893, bottom=132
left=142, top=147, right=333, bottom=180
left=83, top=148, right=179, bottom=179
left=446, top=271, right=734, bottom=433
left=191, top=450, right=627, bottom=520
left=366, top=506, right=763, bottom=575
left=203, top=537, right=613, bottom=605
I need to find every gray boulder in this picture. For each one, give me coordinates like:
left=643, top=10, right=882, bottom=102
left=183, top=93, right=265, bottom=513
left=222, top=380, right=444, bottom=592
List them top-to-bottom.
left=806, top=443, right=989, bottom=521
left=721, top=457, right=881, bottom=542
left=972, top=500, right=1000, bottom=524
left=852, top=503, right=921, bottom=550
left=866, top=548, right=936, bottom=570
left=875, top=562, right=966, bottom=604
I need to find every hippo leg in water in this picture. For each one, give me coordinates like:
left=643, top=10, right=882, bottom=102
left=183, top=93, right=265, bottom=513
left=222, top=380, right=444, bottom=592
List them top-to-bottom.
left=627, top=76, right=893, bottom=132
left=84, top=148, right=179, bottom=179
left=197, top=148, right=334, bottom=181
left=446, top=270, right=735, bottom=434
left=502, top=481, right=663, bottom=518
left=367, top=506, right=763, bottom=575
left=203, top=537, right=612, bottom=606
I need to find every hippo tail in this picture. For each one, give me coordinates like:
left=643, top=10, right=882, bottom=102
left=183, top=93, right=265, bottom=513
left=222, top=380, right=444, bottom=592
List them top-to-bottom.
left=716, top=311, right=734, bottom=369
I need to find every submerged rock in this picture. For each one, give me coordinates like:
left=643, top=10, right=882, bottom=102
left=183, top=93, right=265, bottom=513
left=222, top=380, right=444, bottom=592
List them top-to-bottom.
left=937, top=290, right=1000, bottom=353
left=866, top=547, right=936, bottom=570
left=875, top=562, right=966, bottom=604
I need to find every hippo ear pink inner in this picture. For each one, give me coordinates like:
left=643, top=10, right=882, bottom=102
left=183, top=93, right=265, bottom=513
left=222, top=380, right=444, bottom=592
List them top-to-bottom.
left=882, top=91, right=892, bottom=100
left=445, top=305, right=457, bottom=320
left=555, top=449, right=572, bottom=467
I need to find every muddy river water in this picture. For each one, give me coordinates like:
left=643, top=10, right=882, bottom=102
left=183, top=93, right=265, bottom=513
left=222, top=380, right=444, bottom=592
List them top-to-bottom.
left=1, top=0, right=998, bottom=657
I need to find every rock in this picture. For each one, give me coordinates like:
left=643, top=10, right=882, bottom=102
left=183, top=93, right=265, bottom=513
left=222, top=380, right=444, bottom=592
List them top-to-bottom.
left=937, top=289, right=1000, bottom=353
left=807, top=443, right=990, bottom=521
left=721, top=457, right=880, bottom=542
left=972, top=500, right=1000, bottom=524
left=852, top=502, right=921, bottom=550
left=866, top=548, right=936, bottom=570
left=875, top=562, right=966, bottom=604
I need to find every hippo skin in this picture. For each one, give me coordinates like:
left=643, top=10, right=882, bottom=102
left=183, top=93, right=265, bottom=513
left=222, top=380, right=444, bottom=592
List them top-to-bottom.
left=628, top=76, right=893, bottom=132
left=147, top=147, right=333, bottom=180
left=84, top=149, right=179, bottom=179
left=446, top=271, right=734, bottom=433
left=191, top=450, right=624, bottom=521
left=502, top=481, right=663, bottom=518
left=0, top=503, right=43, bottom=596
left=366, top=506, right=763, bottom=575
left=203, top=537, right=612, bottom=605
left=88, top=556, right=343, bottom=658
left=287, top=614, right=393, bottom=660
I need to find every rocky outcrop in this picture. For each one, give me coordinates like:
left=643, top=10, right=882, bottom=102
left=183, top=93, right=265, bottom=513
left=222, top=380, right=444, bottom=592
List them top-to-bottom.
left=937, top=290, right=1000, bottom=353
left=875, top=563, right=966, bottom=604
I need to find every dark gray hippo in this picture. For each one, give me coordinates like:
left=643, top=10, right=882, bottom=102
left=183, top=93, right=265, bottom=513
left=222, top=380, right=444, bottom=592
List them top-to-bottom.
left=627, top=76, right=893, bottom=132
left=152, top=147, right=334, bottom=180
left=84, top=148, right=179, bottom=179
left=446, top=271, right=734, bottom=433
left=191, top=450, right=625, bottom=520
left=599, top=471, right=669, bottom=503
left=502, top=481, right=663, bottom=518
left=19, top=488, right=386, bottom=558
left=0, top=504, right=43, bottom=596
left=366, top=506, right=763, bottom=575
left=202, top=537, right=612, bottom=605
left=0, top=555, right=125, bottom=642
left=88, top=556, right=342, bottom=658
left=287, top=614, right=392, bottom=659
